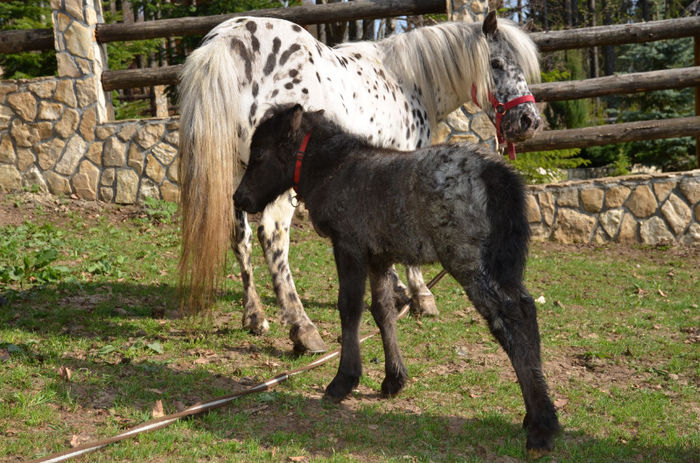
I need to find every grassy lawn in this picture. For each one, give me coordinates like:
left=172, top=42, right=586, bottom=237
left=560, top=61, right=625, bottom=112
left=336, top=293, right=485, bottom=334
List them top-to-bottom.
left=1, top=191, right=698, bottom=462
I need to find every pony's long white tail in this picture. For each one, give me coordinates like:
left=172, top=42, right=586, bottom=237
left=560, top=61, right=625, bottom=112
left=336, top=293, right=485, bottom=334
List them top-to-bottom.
left=178, top=40, right=240, bottom=314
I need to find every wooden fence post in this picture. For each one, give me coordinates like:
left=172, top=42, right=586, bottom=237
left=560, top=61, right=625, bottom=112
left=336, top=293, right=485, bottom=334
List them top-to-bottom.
left=695, top=34, right=699, bottom=168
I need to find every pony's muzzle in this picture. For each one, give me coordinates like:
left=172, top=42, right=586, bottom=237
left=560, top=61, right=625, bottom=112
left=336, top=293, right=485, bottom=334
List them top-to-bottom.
left=501, top=104, right=542, bottom=143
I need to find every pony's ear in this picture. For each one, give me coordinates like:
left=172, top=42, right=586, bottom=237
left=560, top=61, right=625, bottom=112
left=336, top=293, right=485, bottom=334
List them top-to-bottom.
left=482, top=10, right=498, bottom=36
left=289, top=104, right=304, bottom=132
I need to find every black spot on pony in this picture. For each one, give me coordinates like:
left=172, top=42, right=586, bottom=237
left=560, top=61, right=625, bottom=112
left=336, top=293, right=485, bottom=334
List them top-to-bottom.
left=234, top=105, right=560, bottom=457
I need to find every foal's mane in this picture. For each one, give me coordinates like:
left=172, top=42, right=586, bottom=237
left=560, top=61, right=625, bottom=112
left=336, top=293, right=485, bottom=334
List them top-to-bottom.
left=371, top=19, right=540, bottom=125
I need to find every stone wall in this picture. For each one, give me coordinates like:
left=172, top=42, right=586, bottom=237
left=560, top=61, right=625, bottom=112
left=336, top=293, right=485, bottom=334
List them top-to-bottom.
left=526, top=170, right=700, bottom=245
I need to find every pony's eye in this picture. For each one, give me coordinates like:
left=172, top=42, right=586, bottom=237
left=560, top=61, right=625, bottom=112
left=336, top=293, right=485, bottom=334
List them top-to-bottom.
left=491, top=59, right=505, bottom=70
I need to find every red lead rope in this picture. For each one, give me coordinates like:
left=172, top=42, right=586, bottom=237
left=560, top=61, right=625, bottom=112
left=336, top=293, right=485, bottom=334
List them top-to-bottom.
left=471, top=85, right=536, bottom=160
left=292, top=131, right=312, bottom=195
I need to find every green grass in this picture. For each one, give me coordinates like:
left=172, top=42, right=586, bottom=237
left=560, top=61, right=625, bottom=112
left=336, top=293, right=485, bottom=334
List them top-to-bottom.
left=1, top=192, right=698, bottom=462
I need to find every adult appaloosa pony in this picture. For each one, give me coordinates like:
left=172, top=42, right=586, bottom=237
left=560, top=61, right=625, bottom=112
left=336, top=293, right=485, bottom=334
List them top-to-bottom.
left=178, top=11, right=541, bottom=353
left=233, top=105, right=559, bottom=457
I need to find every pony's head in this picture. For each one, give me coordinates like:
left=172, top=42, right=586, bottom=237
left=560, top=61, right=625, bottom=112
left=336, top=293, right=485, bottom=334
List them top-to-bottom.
left=480, top=11, right=542, bottom=144
left=234, top=105, right=307, bottom=214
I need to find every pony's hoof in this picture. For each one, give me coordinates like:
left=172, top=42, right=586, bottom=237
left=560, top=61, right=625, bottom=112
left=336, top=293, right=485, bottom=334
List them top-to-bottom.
left=411, top=293, right=439, bottom=317
left=242, top=312, right=270, bottom=335
left=290, top=323, right=327, bottom=354
left=526, top=448, right=552, bottom=460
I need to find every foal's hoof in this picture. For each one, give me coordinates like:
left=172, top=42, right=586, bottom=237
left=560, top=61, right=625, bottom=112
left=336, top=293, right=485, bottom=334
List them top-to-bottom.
left=411, top=293, right=439, bottom=317
left=242, top=311, right=270, bottom=335
left=290, top=323, right=327, bottom=354
left=323, top=375, right=359, bottom=403
left=380, top=375, right=407, bottom=398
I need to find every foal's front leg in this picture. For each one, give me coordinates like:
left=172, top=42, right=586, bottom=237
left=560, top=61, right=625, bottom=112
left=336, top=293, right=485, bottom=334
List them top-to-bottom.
left=258, top=192, right=327, bottom=353
left=324, top=247, right=367, bottom=402
left=369, top=263, right=409, bottom=397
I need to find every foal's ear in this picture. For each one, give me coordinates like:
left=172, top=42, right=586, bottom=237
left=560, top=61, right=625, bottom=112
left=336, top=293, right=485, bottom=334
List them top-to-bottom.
left=482, top=10, right=498, bottom=36
left=289, top=104, right=304, bottom=133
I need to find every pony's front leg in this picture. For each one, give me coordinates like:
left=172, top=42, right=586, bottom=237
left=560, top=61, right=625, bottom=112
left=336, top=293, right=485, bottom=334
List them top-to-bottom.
left=258, top=192, right=327, bottom=354
left=233, top=208, right=268, bottom=335
left=324, top=247, right=367, bottom=403
left=369, top=263, right=408, bottom=397
left=406, top=266, right=439, bottom=316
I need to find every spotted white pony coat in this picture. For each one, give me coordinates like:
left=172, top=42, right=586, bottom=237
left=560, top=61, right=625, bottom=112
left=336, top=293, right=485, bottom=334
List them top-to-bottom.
left=178, top=13, right=540, bottom=353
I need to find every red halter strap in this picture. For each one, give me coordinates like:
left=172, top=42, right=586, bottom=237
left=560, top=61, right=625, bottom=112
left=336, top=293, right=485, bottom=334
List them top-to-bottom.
left=471, top=85, right=536, bottom=160
left=292, top=131, right=312, bottom=195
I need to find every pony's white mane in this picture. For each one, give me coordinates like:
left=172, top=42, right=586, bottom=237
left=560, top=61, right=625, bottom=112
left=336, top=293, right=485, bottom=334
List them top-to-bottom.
left=367, top=19, right=540, bottom=125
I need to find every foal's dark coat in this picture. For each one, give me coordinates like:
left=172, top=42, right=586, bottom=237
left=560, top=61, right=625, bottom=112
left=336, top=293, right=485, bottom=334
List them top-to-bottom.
left=234, top=105, right=560, bottom=455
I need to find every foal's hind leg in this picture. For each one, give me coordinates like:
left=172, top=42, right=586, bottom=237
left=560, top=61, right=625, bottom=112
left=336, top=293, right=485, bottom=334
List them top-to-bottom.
left=258, top=193, right=327, bottom=353
left=233, top=208, right=268, bottom=335
left=369, top=263, right=408, bottom=397
left=406, top=265, right=439, bottom=317
left=459, top=272, right=559, bottom=455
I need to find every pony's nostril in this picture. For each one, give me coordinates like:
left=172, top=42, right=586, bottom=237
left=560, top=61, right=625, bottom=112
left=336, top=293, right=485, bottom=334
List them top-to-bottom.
left=520, top=114, right=532, bottom=131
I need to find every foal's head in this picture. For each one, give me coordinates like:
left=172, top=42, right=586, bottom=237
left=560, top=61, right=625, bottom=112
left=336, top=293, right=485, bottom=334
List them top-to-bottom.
left=481, top=11, right=542, bottom=143
left=234, top=104, right=307, bottom=214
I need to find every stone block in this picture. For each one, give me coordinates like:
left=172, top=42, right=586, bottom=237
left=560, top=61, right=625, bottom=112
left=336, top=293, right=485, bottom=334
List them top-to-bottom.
left=65, top=0, right=84, bottom=21
left=56, top=12, right=71, bottom=33
left=64, top=21, right=94, bottom=59
left=56, top=52, right=81, bottom=78
left=74, top=57, right=93, bottom=76
left=75, top=78, right=98, bottom=107
left=28, top=80, right=56, bottom=99
left=54, top=80, right=77, bottom=107
left=0, top=82, right=19, bottom=102
left=7, top=92, right=37, bottom=121
left=38, top=101, right=63, bottom=120
left=0, top=105, right=12, bottom=130
left=79, top=107, right=96, bottom=141
left=55, top=108, right=80, bottom=137
left=445, top=108, right=471, bottom=132
left=470, top=111, right=496, bottom=141
left=10, top=119, right=39, bottom=147
left=166, top=120, right=179, bottom=131
left=33, top=121, right=53, bottom=140
left=431, top=122, right=452, bottom=144
left=117, top=123, right=139, bottom=142
left=134, top=123, right=165, bottom=149
left=96, top=125, right=115, bottom=140
left=164, top=130, right=178, bottom=146
left=0, top=133, right=15, bottom=164
left=449, top=133, right=479, bottom=144
left=55, top=134, right=86, bottom=175
left=103, top=137, right=127, bottom=167
left=36, top=138, right=66, bottom=170
left=86, top=141, right=102, bottom=164
left=152, top=141, right=177, bottom=165
left=128, top=143, right=145, bottom=173
left=17, top=148, right=35, bottom=172
left=145, top=153, right=166, bottom=184
left=167, top=158, right=179, bottom=183
left=72, top=160, right=100, bottom=200
left=0, top=164, right=22, bottom=192
left=22, top=166, right=48, bottom=193
left=101, top=167, right=115, bottom=186
left=115, top=168, right=139, bottom=203
left=45, top=171, right=72, bottom=195
left=138, top=177, right=160, bottom=202
left=679, top=177, right=700, bottom=205
left=652, top=180, right=676, bottom=203
left=160, top=181, right=180, bottom=203
left=605, top=185, right=630, bottom=208
left=625, top=185, right=657, bottom=218
left=100, top=187, right=114, bottom=202
left=556, top=188, right=579, bottom=207
left=580, top=188, right=603, bottom=213
left=537, top=191, right=554, bottom=226
left=661, top=193, right=691, bottom=235
left=524, top=194, right=540, bottom=223
left=551, top=208, right=596, bottom=244
left=599, top=209, right=623, bottom=239
left=617, top=213, right=638, bottom=243
left=640, top=217, right=675, bottom=245
left=528, top=223, right=550, bottom=241
left=680, top=223, right=700, bottom=245
left=593, top=226, right=609, bottom=244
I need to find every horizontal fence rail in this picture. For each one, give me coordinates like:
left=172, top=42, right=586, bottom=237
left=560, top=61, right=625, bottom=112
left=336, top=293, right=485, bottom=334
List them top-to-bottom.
left=530, top=66, right=700, bottom=102
left=515, top=116, right=700, bottom=152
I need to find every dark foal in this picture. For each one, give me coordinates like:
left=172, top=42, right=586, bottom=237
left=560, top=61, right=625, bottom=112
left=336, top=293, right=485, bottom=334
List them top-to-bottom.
left=234, top=105, right=559, bottom=456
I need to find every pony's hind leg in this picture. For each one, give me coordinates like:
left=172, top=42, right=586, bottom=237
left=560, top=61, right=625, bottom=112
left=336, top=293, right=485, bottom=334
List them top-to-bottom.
left=258, top=193, right=327, bottom=353
left=233, top=208, right=268, bottom=335
left=324, top=247, right=367, bottom=402
left=369, top=263, right=408, bottom=397
left=406, top=265, right=439, bottom=317
left=460, top=272, right=559, bottom=455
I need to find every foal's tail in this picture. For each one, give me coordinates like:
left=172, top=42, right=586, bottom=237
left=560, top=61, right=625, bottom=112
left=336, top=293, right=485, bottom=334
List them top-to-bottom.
left=178, top=40, right=241, bottom=315
left=479, top=157, right=530, bottom=293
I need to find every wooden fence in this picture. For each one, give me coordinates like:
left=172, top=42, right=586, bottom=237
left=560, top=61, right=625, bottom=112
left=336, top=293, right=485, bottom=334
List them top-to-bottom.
left=1, top=1, right=699, bottom=163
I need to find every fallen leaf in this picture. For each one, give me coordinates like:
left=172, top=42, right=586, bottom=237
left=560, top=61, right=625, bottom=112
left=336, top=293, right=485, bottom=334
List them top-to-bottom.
left=657, top=288, right=667, bottom=297
left=535, top=295, right=546, bottom=304
left=554, top=300, right=565, bottom=309
left=58, top=365, right=72, bottom=381
left=146, top=388, right=163, bottom=395
left=554, top=398, right=569, bottom=408
left=152, top=399, right=165, bottom=418
left=69, top=435, right=82, bottom=447
left=289, top=457, right=308, bottom=462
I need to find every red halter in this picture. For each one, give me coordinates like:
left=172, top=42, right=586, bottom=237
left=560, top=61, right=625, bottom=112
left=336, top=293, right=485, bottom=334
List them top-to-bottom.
left=471, top=85, right=536, bottom=160
left=292, top=131, right=312, bottom=195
